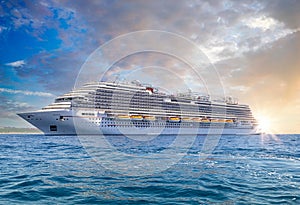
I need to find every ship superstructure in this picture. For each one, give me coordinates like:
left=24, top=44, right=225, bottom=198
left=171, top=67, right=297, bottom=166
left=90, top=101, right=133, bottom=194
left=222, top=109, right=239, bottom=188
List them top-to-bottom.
left=18, top=81, right=258, bottom=135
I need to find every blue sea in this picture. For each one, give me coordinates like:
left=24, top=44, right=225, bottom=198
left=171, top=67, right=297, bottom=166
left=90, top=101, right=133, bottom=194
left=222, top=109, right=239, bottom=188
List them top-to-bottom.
left=0, top=134, right=299, bottom=204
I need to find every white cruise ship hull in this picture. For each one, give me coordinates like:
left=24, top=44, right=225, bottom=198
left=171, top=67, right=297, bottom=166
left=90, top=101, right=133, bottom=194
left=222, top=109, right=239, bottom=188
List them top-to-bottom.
left=18, top=110, right=258, bottom=136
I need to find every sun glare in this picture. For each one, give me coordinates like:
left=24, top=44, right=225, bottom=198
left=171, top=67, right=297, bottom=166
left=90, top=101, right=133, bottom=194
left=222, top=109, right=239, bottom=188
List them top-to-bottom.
left=255, top=113, right=280, bottom=143
left=256, top=115, right=272, bottom=133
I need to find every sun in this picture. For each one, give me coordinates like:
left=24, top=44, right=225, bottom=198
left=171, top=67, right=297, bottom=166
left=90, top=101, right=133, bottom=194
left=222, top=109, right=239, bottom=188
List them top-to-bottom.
left=255, top=114, right=280, bottom=143
left=256, top=115, right=272, bottom=133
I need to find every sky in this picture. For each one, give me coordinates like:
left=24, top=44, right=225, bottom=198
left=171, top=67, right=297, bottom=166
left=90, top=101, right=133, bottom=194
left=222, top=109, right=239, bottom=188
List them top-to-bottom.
left=0, top=0, right=299, bottom=133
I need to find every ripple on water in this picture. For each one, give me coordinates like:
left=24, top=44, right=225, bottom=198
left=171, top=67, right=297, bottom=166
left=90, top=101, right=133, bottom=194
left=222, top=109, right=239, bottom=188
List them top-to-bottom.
left=0, top=134, right=299, bottom=204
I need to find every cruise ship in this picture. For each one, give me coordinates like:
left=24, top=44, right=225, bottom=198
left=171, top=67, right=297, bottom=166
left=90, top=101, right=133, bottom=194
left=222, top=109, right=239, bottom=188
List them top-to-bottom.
left=18, top=81, right=259, bottom=135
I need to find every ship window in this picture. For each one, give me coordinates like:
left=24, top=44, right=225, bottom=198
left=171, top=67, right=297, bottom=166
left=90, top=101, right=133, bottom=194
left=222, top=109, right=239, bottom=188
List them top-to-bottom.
left=50, top=125, right=57, bottom=131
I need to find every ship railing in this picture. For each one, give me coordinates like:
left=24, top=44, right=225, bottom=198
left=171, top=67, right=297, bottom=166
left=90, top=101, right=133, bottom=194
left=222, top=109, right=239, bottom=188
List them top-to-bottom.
left=210, top=96, right=239, bottom=105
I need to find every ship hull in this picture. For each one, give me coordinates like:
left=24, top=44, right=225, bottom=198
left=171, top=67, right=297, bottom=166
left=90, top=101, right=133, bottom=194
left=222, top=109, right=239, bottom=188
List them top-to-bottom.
left=18, top=110, right=258, bottom=136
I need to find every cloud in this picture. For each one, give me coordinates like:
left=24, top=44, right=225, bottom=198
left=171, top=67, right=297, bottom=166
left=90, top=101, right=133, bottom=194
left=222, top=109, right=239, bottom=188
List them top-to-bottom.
left=1, top=0, right=299, bottom=132
left=4, top=0, right=298, bottom=85
left=50, top=0, right=298, bottom=64
left=263, top=0, right=300, bottom=29
left=7, top=1, right=297, bottom=95
left=198, top=14, right=298, bottom=62
left=243, top=15, right=278, bottom=31
left=0, top=26, right=7, bottom=33
left=219, top=31, right=300, bottom=132
left=5, top=60, right=26, bottom=67
left=0, top=88, right=54, bottom=97
left=0, top=96, right=34, bottom=122
left=5, top=100, right=30, bottom=109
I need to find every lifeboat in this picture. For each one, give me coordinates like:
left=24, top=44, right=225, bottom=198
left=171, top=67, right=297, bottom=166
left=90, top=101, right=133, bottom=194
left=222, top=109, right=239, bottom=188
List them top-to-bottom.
left=117, top=115, right=130, bottom=120
left=130, top=115, right=143, bottom=120
left=144, top=116, right=156, bottom=121
left=169, top=117, right=180, bottom=122
left=182, top=117, right=193, bottom=122
left=192, top=118, right=202, bottom=122
left=201, top=118, right=210, bottom=123
left=226, top=119, right=233, bottom=123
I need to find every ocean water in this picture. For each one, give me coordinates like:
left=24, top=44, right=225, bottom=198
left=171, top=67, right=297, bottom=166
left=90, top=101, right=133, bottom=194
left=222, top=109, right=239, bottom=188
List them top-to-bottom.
left=0, top=134, right=299, bottom=204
